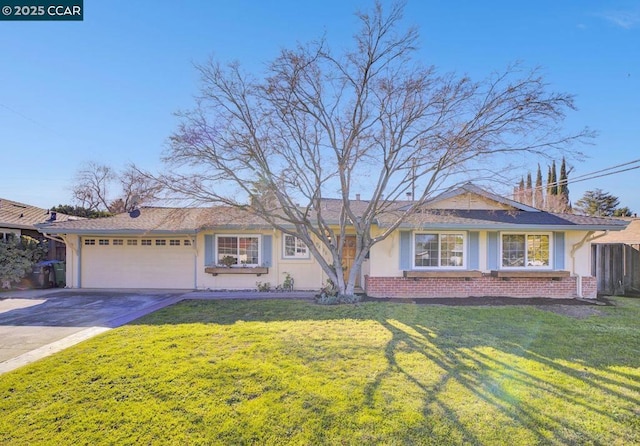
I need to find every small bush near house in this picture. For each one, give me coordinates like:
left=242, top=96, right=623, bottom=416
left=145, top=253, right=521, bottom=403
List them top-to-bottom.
left=0, top=236, right=47, bottom=288
left=256, top=281, right=271, bottom=292
left=315, top=293, right=362, bottom=305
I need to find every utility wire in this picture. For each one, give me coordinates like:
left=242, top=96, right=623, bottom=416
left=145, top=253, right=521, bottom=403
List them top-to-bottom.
left=0, top=102, right=67, bottom=139
left=515, top=158, right=640, bottom=193
left=568, top=158, right=640, bottom=182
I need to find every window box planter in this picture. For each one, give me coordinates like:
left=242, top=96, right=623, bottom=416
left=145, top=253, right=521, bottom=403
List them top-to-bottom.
left=205, top=267, right=269, bottom=276
left=403, top=270, right=483, bottom=279
left=490, top=270, right=570, bottom=280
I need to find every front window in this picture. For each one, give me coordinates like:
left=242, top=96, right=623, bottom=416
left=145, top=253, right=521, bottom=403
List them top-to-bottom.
left=1, top=232, right=16, bottom=241
left=414, top=233, right=465, bottom=268
left=501, top=233, right=550, bottom=268
left=283, top=234, right=309, bottom=259
left=216, top=235, right=260, bottom=266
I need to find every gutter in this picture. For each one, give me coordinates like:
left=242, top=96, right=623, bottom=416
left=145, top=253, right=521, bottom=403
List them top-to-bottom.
left=570, top=230, right=609, bottom=298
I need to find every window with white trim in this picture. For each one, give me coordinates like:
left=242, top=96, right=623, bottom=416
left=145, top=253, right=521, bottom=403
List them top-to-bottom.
left=1, top=232, right=17, bottom=241
left=414, top=233, right=465, bottom=268
left=501, top=233, right=550, bottom=268
left=283, top=234, right=309, bottom=259
left=216, top=235, right=260, bottom=266
left=84, top=239, right=95, bottom=246
left=113, top=239, right=123, bottom=246
left=127, top=239, right=137, bottom=246
left=141, top=239, right=152, bottom=246
left=155, top=239, right=166, bottom=246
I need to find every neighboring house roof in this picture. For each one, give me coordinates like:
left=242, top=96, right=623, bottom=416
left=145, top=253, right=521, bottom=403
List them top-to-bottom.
left=36, top=185, right=629, bottom=234
left=0, top=198, right=74, bottom=231
left=592, top=218, right=640, bottom=244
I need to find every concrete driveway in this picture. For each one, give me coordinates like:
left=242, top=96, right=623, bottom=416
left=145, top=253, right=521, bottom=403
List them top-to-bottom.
left=0, top=288, right=316, bottom=375
left=0, top=289, right=186, bottom=374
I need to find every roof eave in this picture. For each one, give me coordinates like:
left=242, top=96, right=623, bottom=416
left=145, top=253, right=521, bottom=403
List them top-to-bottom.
left=1, top=223, right=44, bottom=231
left=393, top=223, right=628, bottom=231
left=38, top=229, right=200, bottom=235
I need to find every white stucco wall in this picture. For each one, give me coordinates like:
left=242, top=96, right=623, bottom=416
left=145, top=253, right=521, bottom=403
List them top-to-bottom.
left=60, top=228, right=597, bottom=290
left=564, top=231, right=594, bottom=277
left=369, top=232, right=403, bottom=277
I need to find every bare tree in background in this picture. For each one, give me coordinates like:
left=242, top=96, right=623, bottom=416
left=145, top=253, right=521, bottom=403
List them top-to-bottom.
left=159, top=1, right=591, bottom=296
left=73, top=161, right=159, bottom=213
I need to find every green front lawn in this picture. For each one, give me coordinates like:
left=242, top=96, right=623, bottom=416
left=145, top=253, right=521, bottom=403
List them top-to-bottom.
left=1, top=297, right=639, bottom=445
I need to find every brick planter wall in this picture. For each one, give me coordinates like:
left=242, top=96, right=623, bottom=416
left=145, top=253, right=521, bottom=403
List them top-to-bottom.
left=365, top=274, right=586, bottom=299
left=581, top=276, right=597, bottom=299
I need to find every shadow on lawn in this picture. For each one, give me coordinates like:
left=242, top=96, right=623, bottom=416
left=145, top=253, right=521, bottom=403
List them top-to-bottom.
left=132, top=298, right=640, bottom=443
left=371, top=318, right=639, bottom=444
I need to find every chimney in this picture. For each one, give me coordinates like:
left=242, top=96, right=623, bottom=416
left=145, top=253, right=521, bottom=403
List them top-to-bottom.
left=406, top=192, right=412, bottom=200
left=355, top=193, right=361, bottom=201
left=50, top=211, right=57, bottom=221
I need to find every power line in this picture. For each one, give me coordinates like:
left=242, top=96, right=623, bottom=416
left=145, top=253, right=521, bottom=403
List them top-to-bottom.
left=0, top=103, right=66, bottom=139
left=515, top=158, right=640, bottom=193
left=569, top=158, right=640, bottom=183
left=570, top=164, right=640, bottom=185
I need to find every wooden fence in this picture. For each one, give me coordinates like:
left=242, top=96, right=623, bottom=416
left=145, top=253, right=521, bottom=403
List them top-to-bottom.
left=592, top=243, right=640, bottom=296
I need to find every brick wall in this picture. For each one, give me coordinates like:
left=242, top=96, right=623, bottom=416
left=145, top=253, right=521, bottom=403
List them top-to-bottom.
left=365, top=274, right=587, bottom=299
left=581, top=276, right=597, bottom=299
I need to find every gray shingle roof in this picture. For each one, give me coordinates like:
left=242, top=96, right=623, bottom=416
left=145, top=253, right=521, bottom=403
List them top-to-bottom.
left=35, top=185, right=629, bottom=234
left=38, top=204, right=628, bottom=234
left=37, top=206, right=271, bottom=234
left=385, top=209, right=629, bottom=230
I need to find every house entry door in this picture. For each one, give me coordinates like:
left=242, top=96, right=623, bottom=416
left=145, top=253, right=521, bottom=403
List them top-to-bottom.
left=340, top=236, right=360, bottom=288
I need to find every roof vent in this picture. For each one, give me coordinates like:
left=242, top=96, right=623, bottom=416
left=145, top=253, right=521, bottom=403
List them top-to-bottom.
left=355, top=194, right=361, bottom=201
left=49, top=212, right=57, bottom=221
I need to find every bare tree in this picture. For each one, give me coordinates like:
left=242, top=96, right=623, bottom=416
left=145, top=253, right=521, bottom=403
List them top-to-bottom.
left=159, top=1, right=591, bottom=296
left=72, top=161, right=115, bottom=211
left=72, top=162, right=159, bottom=213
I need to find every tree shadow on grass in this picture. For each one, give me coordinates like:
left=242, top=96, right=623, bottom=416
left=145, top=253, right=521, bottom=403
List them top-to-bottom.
left=131, top=298, right=640, bottom=444
left=364, top=316, right=639, bottom=444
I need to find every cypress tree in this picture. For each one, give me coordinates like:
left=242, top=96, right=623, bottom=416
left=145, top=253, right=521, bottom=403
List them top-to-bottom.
left=559, top=157, right=569, bottom=211
left=550, top=160, right=558, bottom=196
left=535, top=164, right=543, bottom=209
left=525, top=172, right=533, bottom=206
left=517, top=177, right=525, bottom=202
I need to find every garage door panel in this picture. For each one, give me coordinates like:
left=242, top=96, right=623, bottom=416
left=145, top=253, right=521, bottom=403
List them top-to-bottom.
left=81, top=239, right=194, bottom=289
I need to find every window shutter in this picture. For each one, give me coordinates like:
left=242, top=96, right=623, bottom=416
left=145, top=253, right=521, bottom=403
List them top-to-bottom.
left=399, top=231, right=411, bottom=270
left=468, top=231, right=480, bottom=270
left=487, top=231, right=498, bottom=270
left=554, top=232, right=565, bottom=270
left=204, top=234, right=214, bottom=266
left=262, top=235, right=273, bottom=267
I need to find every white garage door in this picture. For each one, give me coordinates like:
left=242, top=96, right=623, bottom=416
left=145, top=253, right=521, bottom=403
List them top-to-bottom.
left=80, top=237, right=195, bottom=289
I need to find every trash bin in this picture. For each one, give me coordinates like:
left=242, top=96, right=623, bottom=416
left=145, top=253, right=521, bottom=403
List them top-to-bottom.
left=31, top=260, right=64, bottom=288
left=52, top=261, right=66, bottom=288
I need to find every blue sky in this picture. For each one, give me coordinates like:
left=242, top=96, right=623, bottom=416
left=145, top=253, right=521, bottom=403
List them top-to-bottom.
left=2, top=0, right=639, bottom=213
